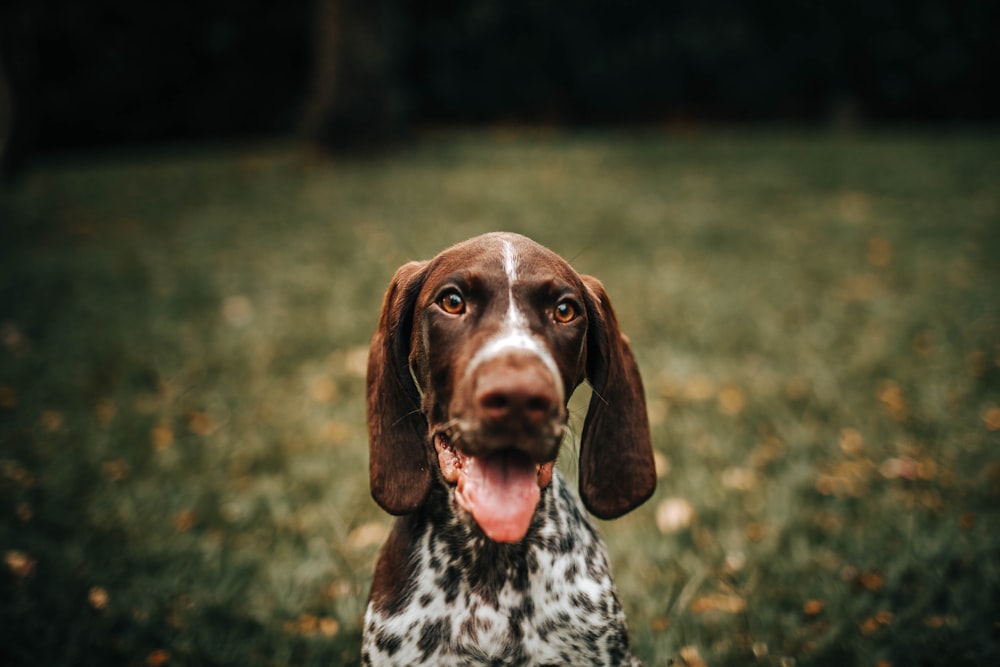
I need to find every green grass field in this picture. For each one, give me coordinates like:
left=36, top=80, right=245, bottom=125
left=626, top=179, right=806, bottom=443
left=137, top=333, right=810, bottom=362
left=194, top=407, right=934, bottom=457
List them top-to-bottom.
left=2, top=130, right=998, bottom=666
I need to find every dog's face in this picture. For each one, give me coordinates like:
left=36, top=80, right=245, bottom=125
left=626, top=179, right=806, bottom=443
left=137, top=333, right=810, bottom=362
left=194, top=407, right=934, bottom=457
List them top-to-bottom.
left=368, top=232, right=655, bottom=542
left=408, top=234, right=589, bottom=541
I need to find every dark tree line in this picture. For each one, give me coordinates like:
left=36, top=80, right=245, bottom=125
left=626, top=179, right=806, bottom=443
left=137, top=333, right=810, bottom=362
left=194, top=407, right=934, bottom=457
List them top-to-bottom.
left=1, top=0, right=997, bottom=171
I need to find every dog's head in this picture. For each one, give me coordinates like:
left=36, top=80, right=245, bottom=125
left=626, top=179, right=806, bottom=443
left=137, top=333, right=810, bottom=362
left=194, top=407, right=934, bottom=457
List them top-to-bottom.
left=367, top=232, right=655, bottom=542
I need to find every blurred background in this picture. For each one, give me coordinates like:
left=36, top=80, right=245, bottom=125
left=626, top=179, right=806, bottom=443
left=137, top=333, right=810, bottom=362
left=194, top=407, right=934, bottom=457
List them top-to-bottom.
left=2, top=0, right=998, bottom=166
left=1, top=1, right=999, bottom=666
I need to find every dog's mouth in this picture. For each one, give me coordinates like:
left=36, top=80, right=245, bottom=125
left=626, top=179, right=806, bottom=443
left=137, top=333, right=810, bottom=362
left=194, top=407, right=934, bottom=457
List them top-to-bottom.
left=434, top=433, right=554, bottom=543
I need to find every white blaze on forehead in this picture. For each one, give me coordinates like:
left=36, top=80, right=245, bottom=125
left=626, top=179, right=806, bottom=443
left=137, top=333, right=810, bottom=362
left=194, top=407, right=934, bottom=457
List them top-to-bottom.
left=465, top=238, right=563, bottom=395
left=502, top=238, right=519, bottom=283
left=501, top=239, right=528, bottom=329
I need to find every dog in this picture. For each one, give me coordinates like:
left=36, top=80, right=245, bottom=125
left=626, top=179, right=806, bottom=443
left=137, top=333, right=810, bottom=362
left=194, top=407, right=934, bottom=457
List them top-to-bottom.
left=362, top=232, right=655, bottom=665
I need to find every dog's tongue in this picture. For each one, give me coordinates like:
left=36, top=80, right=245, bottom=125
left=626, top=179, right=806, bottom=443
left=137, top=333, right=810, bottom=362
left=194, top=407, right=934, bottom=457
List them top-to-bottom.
left=456, top=451, right=540, bottom=543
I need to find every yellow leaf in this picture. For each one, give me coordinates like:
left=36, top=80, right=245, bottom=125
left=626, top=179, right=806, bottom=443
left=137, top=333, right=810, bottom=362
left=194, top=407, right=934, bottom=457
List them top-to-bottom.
left=717, top=385, right=746, bottom=416
left=983, top=406, right=1000, bottom=432
left=152, top=424, right=175, bottom=451
left=838, top=428, right=864, bottom=457
left=173, top=510, right=197, bottom=533
left=5, top=550, right=36, bottom=577
left=88, top=586, right=109, bottom=610
left=691, top=593, right=746, bottom=615
left=803, top=599, right=825, bottom=617
left=679, top=645, right=707, bottom=667
left=146, top=649, right=171, bottom=667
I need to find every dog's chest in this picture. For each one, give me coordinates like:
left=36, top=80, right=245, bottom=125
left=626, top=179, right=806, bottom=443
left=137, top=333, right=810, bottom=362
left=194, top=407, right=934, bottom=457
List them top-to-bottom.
left=362, top=473, right=635, bottom=666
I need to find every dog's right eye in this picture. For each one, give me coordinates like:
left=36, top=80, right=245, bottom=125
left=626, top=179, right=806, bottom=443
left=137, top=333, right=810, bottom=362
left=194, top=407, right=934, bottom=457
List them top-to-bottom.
left=438, top=291, right=466, bottom=315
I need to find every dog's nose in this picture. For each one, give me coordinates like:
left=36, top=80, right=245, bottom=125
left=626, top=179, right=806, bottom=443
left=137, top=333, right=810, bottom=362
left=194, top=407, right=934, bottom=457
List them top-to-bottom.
left=475, top=366, right=557, bottom=426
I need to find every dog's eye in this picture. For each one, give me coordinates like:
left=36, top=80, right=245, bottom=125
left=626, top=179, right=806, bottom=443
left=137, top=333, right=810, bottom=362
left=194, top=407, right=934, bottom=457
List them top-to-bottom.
left=439, top=291, right=466, bottom=315
left=554, top=300, right=578, bottom=323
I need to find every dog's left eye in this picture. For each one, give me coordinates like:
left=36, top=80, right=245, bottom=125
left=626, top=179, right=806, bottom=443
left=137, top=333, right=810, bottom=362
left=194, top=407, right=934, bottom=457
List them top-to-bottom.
left=438, top=291, right=466, bottom=315
left=554, top=300, right=578, bottom=323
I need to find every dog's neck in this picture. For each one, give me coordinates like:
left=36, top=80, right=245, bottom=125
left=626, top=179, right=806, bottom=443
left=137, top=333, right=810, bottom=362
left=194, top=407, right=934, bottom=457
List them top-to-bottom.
left=414, top=470, right=566, bottom=593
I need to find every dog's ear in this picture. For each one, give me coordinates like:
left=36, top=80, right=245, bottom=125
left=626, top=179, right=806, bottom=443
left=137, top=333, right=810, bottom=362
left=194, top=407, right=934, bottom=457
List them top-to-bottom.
left=367, top=260, right=431, bottom=515
left=578, top=275, right=657, bottom=519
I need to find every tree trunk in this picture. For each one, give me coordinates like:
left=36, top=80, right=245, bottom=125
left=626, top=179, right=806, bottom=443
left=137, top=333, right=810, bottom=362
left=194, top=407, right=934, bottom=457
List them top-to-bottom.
left=300, top=0, right=408, bottom=153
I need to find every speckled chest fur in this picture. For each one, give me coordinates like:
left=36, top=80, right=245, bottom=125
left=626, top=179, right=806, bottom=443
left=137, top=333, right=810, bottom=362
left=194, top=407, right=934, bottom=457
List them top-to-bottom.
left=362, top=472, right=639, bottom=666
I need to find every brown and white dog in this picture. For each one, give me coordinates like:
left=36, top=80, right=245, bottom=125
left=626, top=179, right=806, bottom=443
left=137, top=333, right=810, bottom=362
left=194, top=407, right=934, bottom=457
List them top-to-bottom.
left=363, top=232, right=655, bottom=666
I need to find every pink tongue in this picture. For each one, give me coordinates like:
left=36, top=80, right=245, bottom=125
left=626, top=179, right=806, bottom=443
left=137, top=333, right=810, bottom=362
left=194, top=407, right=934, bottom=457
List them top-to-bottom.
left=456, top=451, right=540, bottom=543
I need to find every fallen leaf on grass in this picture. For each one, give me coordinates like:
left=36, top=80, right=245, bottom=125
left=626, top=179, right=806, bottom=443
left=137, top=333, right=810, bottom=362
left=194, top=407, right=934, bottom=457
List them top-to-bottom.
left=0, top=321, right=26, bottom=350
left=683, top=375, right=715, bottom=402
left=784, top=375, right=811, bottom=401
left=308, top=376, right=339, bottom=403
left=877, top=380, right=908, bottom=422
left=0, top=385, right=17, bottom=409
left=717, top=385, right=746, bottom=416
left=983, top=405, right=1000, bottom=432
left=40, top=409, right=64, bottom=432
left=187, top=411, right=217, bottom=436
left=321, top=420, right=352, bottom=444
left=151, top=423, right=175, bottom=451
left=838, top=427, right=864, bottom=457
left=749, top=436, right=784, bottom=468
left=878, top=456, right=935, bottom=481
left=816, top=458, right=875, bottom=497
left=1, top=459, right=35, bottom=487
left=101, top=459, right=131, bottom=482
left=721, top=467, right=757, bottom=491
left=655, top=498, right=696, bottom=534
left=173, top=510, right=197, bottom=533
left=349, top=521, right=389, bottom=549
left=745, top=522, right=768, bottom=542
left=5, top=550, right=36, bottom=577
left=724, top=551, right=747, bottom=573
left=858, top=571, right=884, bottom=592
left=326, top=580, right=358, bottom=600
left=89, top=586, right=109, bottom=610
left=691, top=593, right=747, bottom=614
left=803, top=599, right=825, bottom=617
left=859, top=610, right=893, bottom=636
left=284, top=614, right=340, bottom=638
left=924, top=614, right=958, bottom=628
left=650, top=616, right=670, bottom=632
left=678, top=646, right=707, bottom=667
left=146, top=649, right=171, bottom=666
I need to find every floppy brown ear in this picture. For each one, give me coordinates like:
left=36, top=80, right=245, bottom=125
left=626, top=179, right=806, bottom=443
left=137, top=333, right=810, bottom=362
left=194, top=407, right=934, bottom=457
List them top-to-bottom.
left=367, top=260, right=432, bottom=515
left=578, top=275, right=657, bottom=520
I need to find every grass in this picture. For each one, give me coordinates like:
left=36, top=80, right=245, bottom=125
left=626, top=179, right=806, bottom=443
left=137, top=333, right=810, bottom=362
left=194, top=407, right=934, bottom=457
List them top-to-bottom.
left=1, top=129, right=998, bottom=666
